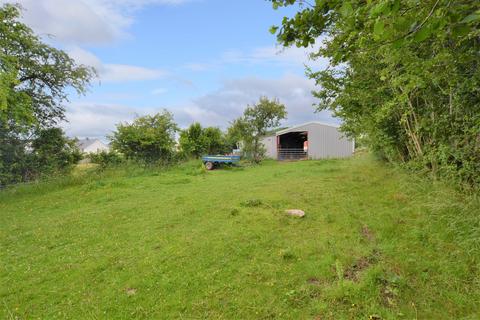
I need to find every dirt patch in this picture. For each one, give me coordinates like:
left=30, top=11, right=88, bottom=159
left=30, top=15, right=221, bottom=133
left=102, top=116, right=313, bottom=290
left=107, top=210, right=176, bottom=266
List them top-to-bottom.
left=361, top=225, right=375, bottom=242
left=343, top=250, right=380, bottom=281
left=343, top=257, right=371, bottom=281
left=378, top=275, right=401, bottom=307
left=307, top=277, right=321, bottom=285
left=380, top=283, right=396, bottom=307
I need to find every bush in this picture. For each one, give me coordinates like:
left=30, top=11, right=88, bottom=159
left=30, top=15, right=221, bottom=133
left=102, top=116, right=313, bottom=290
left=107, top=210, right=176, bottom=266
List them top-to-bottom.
left=109, top=111, right=178, bottom=164
left=178, top=122, right=205, bottom=158
left=179, top=123, right=228, bottom=158
left=0, top=127, right=81, bottom=186
left=32, top=128, right=82, bottom=173
left=89, top=151, right=123, bottom=169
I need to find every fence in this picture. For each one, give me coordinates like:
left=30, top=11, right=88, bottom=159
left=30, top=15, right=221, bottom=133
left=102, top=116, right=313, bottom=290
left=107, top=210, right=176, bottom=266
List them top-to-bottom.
left=277, top=148, right=308, bottom=160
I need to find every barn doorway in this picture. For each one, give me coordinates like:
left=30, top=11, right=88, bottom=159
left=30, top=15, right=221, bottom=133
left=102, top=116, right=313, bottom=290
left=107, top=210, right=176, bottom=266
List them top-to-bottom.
left=277, top=131, right=308, bottom=160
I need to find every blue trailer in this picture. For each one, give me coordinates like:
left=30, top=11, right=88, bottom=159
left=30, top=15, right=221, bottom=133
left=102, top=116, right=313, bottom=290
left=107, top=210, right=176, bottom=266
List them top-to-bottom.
left=202, top=155, right=240, bottom=170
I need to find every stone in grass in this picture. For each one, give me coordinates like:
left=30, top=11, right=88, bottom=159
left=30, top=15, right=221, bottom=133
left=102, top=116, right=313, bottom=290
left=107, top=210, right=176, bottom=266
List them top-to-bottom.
left=285, top=209, right=305, bottom=218
left=125, top=288, right=137, bottom=296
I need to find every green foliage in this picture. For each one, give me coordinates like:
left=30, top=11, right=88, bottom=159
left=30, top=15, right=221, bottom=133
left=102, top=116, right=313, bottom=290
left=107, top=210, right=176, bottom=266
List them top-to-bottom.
left=270, top=0, right=480, bottom=187
left=0, top=4, right=94, bottom=185
left=0, top=4, right=94, bottom=127
left=0, top=62, right=33, bottom=130
left=229, top=97, right=286, bottom=163
left=110, top=111, right=178, bottom=164
left=179, top=122, right=205, bottom=158
left=179, top=123, right=228, bottom=158
left=225, top=123, right=243, bottom=151
left=0, top=126, right=29, bottom=185
left=203, top=126, right=227, bottom=155
left=0, top=127, right=81, bottom=185
left=31, top=127, right=82, bottom=173
left=89, top=150, right=124, bottom=169
left=1, top=155, right=479, bottom=318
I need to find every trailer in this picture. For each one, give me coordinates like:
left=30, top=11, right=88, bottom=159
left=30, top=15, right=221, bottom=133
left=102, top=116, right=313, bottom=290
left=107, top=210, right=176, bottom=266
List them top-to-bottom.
left=202, top=155, right=240, bottom=170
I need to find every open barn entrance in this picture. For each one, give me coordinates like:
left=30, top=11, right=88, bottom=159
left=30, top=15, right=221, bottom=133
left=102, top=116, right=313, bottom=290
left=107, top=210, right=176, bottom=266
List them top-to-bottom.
left=277, top=131, right=308, bottom=160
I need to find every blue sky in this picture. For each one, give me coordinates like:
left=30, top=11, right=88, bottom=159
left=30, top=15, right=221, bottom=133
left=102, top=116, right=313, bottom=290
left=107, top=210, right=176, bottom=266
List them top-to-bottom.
left=6, top=0, right=333, bottom=139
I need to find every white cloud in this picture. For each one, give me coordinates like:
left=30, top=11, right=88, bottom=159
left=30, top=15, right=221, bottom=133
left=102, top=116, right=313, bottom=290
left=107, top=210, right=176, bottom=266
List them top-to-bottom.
left=2, top=0, right=192, bottom=44
left=184, top=43, right=329, bottom=72
left=248, top=44, right=327, bottom=68
left=67, top=46, right=103, bottom=68
left=68, top=47, right=166, bottom=82
left=102, top=64, right=166, bottom=82
left=63, top=73, right=335, bottom=139
left=174, top=73, right=334, bottom=128
left=63, top=103, right=157, bottom=139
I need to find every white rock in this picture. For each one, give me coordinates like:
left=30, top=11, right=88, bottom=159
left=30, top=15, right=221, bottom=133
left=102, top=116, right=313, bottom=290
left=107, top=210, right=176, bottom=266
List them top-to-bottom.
left=286, top=209, right=305, bottom=217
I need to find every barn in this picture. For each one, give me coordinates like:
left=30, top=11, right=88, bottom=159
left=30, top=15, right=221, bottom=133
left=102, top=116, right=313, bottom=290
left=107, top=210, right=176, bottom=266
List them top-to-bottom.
left=260, top=121, right=354, bottom=160
left=76, top=138, right=110, bottom=154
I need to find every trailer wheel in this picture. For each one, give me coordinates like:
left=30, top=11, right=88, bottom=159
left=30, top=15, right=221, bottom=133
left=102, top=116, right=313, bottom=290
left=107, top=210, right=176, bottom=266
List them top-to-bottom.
left=205, top=161, right=214, bottom=170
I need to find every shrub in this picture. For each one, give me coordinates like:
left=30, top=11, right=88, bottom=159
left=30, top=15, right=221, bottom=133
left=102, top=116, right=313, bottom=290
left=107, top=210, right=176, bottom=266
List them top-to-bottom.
left=109, top=111, right=178, bottom=164
left=178, top=122, right=206, bottom=158
left=179, top=123, right=228, bottom=158
left=0, top=127, right=81, bottom=186
left=31, top=128, right=82, bottom=173
left=89, top=151, right=123, bottom=169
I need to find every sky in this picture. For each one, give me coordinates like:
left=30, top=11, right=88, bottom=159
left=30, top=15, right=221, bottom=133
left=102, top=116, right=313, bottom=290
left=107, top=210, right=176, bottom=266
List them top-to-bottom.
left=4, top=0, right=333, bottom=140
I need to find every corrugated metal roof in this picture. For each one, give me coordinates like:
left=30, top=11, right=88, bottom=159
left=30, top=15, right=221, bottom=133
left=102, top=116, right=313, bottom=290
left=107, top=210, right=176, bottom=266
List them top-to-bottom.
left=275, top=121, right=340, bottom=135
left=77, top=138, right=100, bottom=150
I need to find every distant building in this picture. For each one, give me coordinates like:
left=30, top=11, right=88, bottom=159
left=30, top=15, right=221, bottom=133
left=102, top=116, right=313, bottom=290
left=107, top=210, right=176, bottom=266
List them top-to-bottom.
left=261, top=121, right=354, bottom=160
left=76, top=138, right=110, bottom=154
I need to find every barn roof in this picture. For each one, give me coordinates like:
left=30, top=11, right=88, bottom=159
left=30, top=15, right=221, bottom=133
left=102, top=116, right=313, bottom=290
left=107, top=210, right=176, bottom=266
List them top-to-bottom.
left=275, top=121, right=340, bottom=135
left=77, top=138, right=101, bottom=150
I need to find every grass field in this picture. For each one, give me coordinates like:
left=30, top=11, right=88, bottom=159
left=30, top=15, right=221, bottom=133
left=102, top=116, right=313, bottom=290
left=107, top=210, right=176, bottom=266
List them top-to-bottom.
left=1, top=154, right=479, bottom=319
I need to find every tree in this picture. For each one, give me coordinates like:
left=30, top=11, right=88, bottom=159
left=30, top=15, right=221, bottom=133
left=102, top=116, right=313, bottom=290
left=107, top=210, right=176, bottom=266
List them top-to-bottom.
left=269, top=0, right=480, bottom=186
left=0, top=4, right=94, bottom=185
left=0, top=4, right=94, bottom=127
left=230, top=97, right=286, bottom=162
left=110, top=111, right=178, bottom=163
left=179, top=122, right=206, bottom=158
left=179, top=123, right=228, bottom=158
left=225, top=125, right=242, bottom=152
left=0, top=127, right=81, bottom=185
left=203, top=127, right=227, bottom=155
left=30, top=128, right=82, bottom=177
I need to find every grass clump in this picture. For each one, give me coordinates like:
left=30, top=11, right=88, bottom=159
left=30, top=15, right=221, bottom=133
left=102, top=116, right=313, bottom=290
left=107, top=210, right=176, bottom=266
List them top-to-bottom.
left=240, top=198, right=264, bottom=207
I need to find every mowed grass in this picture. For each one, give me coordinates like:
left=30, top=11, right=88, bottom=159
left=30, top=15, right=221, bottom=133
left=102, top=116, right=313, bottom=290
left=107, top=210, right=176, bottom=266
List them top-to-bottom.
left=1, top=155, right=479, bottom=319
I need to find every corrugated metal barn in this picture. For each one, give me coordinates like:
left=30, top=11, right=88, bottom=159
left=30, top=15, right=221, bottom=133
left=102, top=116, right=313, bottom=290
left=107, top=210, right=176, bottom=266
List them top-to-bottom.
left=260, top=121, right=354, bottom=160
